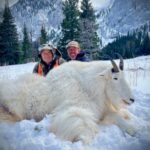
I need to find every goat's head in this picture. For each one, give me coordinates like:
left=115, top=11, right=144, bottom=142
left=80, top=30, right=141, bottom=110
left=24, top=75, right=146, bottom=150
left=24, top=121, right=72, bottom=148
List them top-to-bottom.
left=99, top=55, right=134, bottom=110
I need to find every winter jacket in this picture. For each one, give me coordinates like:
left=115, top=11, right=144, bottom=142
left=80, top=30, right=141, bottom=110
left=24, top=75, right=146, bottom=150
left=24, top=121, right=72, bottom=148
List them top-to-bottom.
left=33, top=57, right=65, bottom=76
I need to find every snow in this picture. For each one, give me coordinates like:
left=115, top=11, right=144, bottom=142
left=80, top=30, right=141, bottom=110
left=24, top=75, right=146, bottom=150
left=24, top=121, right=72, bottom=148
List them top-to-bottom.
left=0, top=56, right=150, bottom=150
left=125, top=56, right=150, bottom=93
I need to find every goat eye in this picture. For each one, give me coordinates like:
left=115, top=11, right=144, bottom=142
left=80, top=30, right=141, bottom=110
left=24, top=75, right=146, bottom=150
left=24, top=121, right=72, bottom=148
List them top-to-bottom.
left=113, top=77, right=118, bottom=80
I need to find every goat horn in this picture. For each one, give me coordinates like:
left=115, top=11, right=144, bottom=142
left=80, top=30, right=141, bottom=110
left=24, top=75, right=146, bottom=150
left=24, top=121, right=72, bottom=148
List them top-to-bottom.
left=115, top=53, right=124, bottom=70
left=102, top=54, right=119, bottom=73
left=110, top=59, right=119, bottom=73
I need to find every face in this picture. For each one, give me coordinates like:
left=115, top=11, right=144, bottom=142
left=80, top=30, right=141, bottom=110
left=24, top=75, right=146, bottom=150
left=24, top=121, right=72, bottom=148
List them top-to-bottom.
left=67, top=46, right=80, bottom=60
left=41, top=49, right=53, bottom=64
left=106, top=71, right=134, bottom=109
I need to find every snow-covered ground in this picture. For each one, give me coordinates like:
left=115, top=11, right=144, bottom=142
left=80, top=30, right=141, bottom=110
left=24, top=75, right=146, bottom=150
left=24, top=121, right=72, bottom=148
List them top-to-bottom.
left=0, top=56, right=150, bottom=150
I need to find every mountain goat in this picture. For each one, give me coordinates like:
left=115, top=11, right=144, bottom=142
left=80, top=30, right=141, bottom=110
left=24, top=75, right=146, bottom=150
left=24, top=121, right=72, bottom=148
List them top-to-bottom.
left=0, top=57, right=136, bottom=144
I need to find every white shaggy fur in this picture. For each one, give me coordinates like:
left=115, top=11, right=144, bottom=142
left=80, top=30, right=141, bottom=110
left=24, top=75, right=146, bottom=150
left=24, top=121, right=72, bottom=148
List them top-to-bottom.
left=0, top=61, right=136, bottom=144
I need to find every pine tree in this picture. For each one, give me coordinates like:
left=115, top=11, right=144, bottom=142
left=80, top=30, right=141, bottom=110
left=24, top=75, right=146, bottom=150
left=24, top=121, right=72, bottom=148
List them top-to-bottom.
left=58, top=0, right=80, bottom=59
left=79, top=0, right=100, bottom=59
left=80, top=0, right=95, bottom=20
left=0, top=2, right=20, bottom=65
left=101, top=21, right=150, bottom=59
left=22, top=23, right=32, bottom=62
left=40, top=25, right=48, bottom=45
left=142, top=33, right=150, bottom=55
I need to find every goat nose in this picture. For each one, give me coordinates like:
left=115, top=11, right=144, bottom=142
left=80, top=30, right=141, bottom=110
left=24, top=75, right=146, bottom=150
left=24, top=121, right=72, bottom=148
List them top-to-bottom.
left=130, top=98, right=134, bottom=103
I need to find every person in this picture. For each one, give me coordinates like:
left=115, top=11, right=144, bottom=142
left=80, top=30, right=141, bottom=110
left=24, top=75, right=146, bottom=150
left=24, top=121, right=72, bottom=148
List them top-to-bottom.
left=66, top=41, right=89, bottom=62
left=33, top=44, right=65, bottom=76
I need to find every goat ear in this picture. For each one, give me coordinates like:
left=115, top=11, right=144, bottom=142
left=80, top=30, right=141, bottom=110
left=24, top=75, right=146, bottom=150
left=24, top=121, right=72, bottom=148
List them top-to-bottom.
left=111, top=68, right=115, bottom=73
left=98, top=69, right=111, bottom=78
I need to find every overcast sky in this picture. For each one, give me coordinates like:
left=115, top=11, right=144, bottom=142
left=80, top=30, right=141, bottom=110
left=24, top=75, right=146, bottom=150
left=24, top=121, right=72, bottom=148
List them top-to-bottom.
left=0, top=0, right=110, bottom=9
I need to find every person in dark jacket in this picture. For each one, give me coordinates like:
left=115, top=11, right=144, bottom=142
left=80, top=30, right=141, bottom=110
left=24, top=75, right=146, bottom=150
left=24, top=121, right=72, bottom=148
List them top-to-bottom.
left=66, top=41, right=89, bottom=62
left=33, top=44, right=65, bottom=76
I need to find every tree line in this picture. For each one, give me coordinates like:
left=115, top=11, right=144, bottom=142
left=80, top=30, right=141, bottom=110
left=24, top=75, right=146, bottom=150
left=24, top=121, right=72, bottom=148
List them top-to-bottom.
left=0, top=0, right=99, bottom=65
left=0, top=0, right=150, bottom=65
left=0, top=2, right=56, bottom=65
left=101, top=22, right=150, bottom=59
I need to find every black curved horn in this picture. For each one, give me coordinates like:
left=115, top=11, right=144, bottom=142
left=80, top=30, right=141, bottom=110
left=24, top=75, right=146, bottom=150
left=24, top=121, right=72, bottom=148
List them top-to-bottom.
left=115, top=53, right=124, bottom=70
left=103, top=54, right=119, bottom=73
left=110, top=59, right=119, bottom=73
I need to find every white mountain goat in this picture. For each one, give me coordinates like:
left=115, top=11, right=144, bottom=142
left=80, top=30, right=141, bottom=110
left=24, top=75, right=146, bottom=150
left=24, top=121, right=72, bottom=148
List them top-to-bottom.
left=0, top=56, right=136, bottom=144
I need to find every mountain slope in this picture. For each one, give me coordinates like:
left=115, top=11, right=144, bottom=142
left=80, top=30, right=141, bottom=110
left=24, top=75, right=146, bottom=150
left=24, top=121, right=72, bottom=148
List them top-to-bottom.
left=9, top=0, right=150, bottom=45
left=11, top=0, right=63, bottom=40
left=97, top=0, right=150, bottom=45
